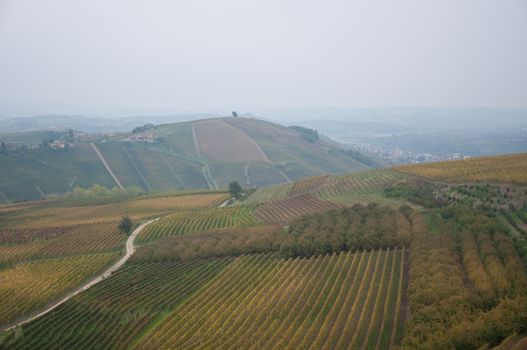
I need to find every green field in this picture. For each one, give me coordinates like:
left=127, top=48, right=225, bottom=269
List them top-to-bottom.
left=0, top=117, right=378, bottom=202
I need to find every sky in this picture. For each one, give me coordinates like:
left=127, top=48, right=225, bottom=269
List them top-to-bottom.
left=0, top=0, right=526, bottom=117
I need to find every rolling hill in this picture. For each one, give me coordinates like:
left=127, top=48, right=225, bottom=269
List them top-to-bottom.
left=0, top=117, right=377, bottom=202
left=1, top=153, right=527, bottom=349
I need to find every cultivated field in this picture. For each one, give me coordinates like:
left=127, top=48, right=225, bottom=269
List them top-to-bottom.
left=193, top=119, right=269, bottom=163
left=395, top=152, right=527, bottom=184
left=243, top=169, right=410, bottom=208
left=0, top=191, right=227, bottom=333
left=2, top=192, right=226, bottom=228
left=255, top=194, right=342, bottom=224
left=137, top=206, right=261, bottom=243
left=0, top=222, right=124, bottom=264
left=135, top=249, right=407, bottom=350
left=0, top=253, right=118, bottom=328
left=0, top=259, right=232, bottom=349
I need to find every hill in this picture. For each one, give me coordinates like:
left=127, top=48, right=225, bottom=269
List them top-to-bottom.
left=0, top=117, right=377, bottom=202
left=1, top=154, right=527, bottom=349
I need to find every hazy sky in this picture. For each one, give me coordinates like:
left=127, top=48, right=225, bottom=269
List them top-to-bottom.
left=1, top=0, right=526, bottom=117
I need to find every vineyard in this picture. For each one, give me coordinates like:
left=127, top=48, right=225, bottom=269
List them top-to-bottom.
left=394, top=152, right=527, bottom=184
left=242, top=169, right=410, bottom=209
left=315, top=169, right=409, bottom=202
left=288, top=174, right=330, bottom=196
left=240, top=182, right=294, bottom=205
left=2, top=192, right=227, bottom=229
left=255, top=194, right=342, bottom=225
left=137, top=206, right=260, bottom=243
left=0, top=222, right=124, bottom=264
left=135, top=249, right=407, bottom=349
left=0, top=253, right=118, bottom=328
left=1, top=259, right=231, bottom=350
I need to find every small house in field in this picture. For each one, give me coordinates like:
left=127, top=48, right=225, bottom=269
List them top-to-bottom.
left=131, top=133, right=155, bottom=142
left=49, top=140, right=65, bottom=150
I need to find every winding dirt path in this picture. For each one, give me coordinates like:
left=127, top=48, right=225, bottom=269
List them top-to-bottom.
left=1, top=218, right=158, bottom=333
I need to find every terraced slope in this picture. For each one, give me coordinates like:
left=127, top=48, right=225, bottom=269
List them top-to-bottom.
left=135, top=249, right=407, bottom=350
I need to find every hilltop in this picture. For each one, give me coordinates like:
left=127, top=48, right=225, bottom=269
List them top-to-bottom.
left=0, top=117, right=379, bottom=202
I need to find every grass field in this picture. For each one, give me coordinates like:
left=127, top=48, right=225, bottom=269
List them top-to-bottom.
left=0, top=144, right=115, bottom=202
left=395, top=152, right=527, bottom=184
left=135, top=249, right=407, bottom=349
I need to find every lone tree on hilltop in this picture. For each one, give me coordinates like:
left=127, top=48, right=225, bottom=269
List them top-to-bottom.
left=231, top=111, right=238, bottom=118
left=229, top=181, right=242, bottom=199
left=118, top=215, right=133, bottom=235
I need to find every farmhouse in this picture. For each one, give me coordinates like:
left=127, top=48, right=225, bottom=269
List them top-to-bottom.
left=49, top=140, right=65, bottom=149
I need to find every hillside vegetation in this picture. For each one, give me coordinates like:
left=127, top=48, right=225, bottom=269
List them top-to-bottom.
left=0, top=117, right=376, bottom=202
left=395, top=152, right=527, bottom=184
left=2, top=153, right=527, bottom=349
left=0, top=191, right=226, bottom=331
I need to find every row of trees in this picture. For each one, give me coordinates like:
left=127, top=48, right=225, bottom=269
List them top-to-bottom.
left=65, top=184, right=145, bottom=199
left=279, top=204, right=413, bottom=258
left=403, top=204, right=527, bottom=349
left=133, top=225, right=285, bottom=261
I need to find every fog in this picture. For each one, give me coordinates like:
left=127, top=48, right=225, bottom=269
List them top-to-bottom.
left=0, top=0, right=526, bottom=118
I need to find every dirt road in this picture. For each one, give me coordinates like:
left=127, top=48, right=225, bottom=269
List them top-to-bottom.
left=1, top=218, right=157, bottom=333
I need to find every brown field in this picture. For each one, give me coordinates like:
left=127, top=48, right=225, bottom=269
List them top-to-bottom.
left=193, top=119, right=270, bottom=162
left=394, top=152, right=527, bottom=184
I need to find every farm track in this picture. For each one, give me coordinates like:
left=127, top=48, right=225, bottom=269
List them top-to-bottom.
left=190, top=124, right=219, bottom=190
left=90, top=143, right=124, bottom=190
left=121, top=145, right=152, bottom=191
left=1, top=218, right=157, bottom=333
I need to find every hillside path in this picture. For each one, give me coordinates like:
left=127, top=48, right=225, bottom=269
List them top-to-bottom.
left=190, top=123, right=219, bottom=190
left=90, top=142, right=125, bottom=190
left=1, top=218, right=157, bottom=333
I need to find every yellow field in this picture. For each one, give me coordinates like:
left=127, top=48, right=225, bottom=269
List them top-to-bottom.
left=194, top=119, right=269, bottom=162
left=395, top=153, right=527, bottom=184
left=3, top=192, right=227, bottom=229
left=0, top=252, right=118, bottom=327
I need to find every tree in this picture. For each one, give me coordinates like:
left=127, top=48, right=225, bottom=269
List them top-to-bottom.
left=231, top=111, right=238, bottom=118
left=229, top=181, right=242, bottom=199
left=119, top=216, right=133, bottom=235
